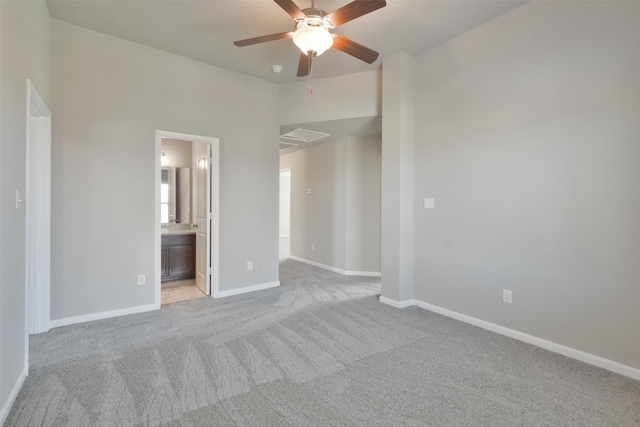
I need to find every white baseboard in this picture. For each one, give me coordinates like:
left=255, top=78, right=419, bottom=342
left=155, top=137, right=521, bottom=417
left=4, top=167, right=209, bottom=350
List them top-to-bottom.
left=289, top=256, right=381, bottom=277
left=345, top=270, right=381, bottom=277
left=48, top=280, right=282, bottom=327
left=214, top=281, right=280, bottom=298
left=378, top=296, right=414, bottom=308
left=379, top=296, right=640, bottom=381
left=50, top=302, right=159, bottom=329
left=0, top=366, right=27, bottom=426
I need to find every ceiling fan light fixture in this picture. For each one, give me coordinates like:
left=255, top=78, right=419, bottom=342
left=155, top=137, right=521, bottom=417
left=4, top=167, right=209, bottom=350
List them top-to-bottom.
left=233, top=0, right=387, bottom=78
left=292, top=26, right=333, bottom=56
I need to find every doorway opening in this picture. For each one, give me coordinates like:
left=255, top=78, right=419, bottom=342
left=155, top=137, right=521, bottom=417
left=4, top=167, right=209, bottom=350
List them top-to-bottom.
left=155, top=131, right=219, bottom=307
left=279, top=167, right=291, bottom=261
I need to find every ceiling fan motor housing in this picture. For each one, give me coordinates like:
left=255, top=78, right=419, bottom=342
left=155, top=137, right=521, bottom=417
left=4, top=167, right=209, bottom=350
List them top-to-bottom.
left=293, top=8, right=334, bottom=56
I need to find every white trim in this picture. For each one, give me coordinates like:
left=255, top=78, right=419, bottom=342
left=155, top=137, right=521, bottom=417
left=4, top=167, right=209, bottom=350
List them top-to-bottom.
left=27, top=79, right=50, bottom=116
left=155, top=130, right=220, bottom=305
left=155, top=134, right=162, bottom=307
left=210, top=141, right=220, bottom=298
left=289, top=255, right=381, bottom=277
left=289, top=256, right=340, bottom=273
left=345, top=270, right=381, bottom=277
left=214, top=281, right=280, bottom=298
left=378, top=296, right=414, bottom=308
left=379, top=296, right=640, bottom=381
left=50, top=303, right=158, bottom=329
left=0, top=366, right=27, bottom=426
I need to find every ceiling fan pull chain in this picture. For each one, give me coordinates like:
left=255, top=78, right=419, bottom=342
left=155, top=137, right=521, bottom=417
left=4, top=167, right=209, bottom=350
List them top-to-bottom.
left=307, top=50, right=315, bottom=94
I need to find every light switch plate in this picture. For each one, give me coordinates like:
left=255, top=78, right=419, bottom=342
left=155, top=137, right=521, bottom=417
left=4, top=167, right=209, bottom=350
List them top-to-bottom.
left=503, top=289, right=512, bottom=304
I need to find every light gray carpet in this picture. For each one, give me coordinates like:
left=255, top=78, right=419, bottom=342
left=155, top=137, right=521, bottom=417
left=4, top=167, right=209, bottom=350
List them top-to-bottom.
left=7, top=260, right=640, bottom=426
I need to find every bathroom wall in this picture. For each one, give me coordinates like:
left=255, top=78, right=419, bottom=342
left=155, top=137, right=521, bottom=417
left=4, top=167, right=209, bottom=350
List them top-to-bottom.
left=161, top=138, right=192, bottom=169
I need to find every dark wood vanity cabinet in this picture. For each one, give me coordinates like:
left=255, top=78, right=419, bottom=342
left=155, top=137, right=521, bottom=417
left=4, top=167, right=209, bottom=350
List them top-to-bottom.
left=161, top=233, right=196, bottom=282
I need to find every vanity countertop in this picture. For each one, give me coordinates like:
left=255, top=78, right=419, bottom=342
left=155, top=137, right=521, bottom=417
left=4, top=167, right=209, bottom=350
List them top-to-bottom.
left=161, top=229, right=196, bottom=235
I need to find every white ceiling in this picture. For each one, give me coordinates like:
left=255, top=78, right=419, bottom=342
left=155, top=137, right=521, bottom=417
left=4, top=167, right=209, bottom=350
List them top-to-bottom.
left=46, top=0, right=527, bottom=147
left=47, top=0, right=527, bottom=84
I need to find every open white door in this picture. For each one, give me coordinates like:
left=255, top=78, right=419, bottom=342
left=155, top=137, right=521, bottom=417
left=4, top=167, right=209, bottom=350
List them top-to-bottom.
left=26, top=80, right=52, bottom=335
left=194, top=142, right=211, bottom=295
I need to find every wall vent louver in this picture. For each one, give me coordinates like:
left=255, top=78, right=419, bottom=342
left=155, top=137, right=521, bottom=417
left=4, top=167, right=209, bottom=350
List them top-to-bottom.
left=280, top=128, right=330, bottom=143
left=279, top=141, right=298, bottom=151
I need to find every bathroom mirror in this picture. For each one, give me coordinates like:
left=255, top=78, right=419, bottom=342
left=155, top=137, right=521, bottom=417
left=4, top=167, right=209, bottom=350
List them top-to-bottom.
left=161, top=167, right=191, bottom=224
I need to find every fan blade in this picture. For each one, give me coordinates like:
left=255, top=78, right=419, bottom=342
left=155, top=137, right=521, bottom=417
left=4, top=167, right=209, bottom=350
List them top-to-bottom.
left=274, top=0, right=306, bottom=20
left=327, top=0, right=386, bottom=27
left=233, top=32, right=292, bottom=47
left=332, top=35, right=379, bottom=64
left=297, top=52, right=311, bottom=77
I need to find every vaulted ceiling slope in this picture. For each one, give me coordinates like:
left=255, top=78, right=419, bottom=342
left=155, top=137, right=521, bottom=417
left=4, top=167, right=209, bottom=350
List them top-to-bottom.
left=46, top=0, right=527, bottom=84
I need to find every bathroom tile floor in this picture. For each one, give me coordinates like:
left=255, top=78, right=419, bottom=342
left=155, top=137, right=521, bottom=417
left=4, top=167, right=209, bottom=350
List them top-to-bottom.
left=161, top=279, right=206, bottom=305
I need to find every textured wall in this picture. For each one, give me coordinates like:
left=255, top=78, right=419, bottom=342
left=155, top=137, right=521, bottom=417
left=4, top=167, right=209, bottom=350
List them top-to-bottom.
left=0, top=0, right=51, bottom=420
left=413, top=1, right=640, bottom=368
left=50, top=20, right=280, bottom=319
left=279, top=70, right=381, bottom=126
left=281, top=136, right=381, bottom=273
left=345, top=136, right=382, bottom=273
left=281, top=140, right=346, bottom=269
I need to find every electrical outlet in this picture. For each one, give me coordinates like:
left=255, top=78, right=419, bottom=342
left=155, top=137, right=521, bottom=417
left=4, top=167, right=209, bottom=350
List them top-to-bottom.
left=424, top=197, right=435, bottom=209
left=312, top=243, right=315, bottom=251
left=247, top=261, right=253, bottom=270
left=137, top=274, right=146, bottom=286
left=503, top=289, right=512, bottom=304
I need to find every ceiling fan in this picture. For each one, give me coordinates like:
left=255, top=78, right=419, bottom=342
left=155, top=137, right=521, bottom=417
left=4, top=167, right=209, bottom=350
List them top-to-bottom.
left=233, top=0, right=387, bottom=78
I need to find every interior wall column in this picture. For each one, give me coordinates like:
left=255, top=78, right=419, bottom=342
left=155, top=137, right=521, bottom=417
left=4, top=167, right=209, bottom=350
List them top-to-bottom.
left=380, top=52, right=415, bottom=305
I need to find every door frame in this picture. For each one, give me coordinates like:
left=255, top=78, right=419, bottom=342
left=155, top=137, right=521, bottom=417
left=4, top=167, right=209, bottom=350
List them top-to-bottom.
left=25, top=79, right=52, bottom=336
left=155, top=130, right=219, bottom=307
